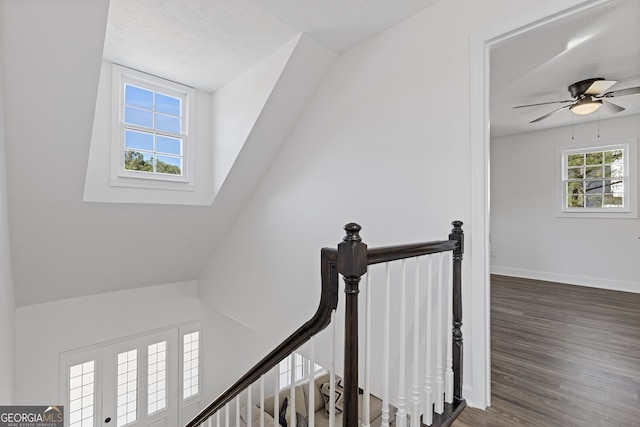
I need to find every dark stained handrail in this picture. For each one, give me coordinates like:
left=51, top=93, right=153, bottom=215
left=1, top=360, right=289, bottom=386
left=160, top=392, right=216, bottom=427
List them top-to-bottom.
left=187, top=221, right=464, bottom=427
left=367, top=240, right=458, bottom=265
left=185, top=248, right=339, bottom=427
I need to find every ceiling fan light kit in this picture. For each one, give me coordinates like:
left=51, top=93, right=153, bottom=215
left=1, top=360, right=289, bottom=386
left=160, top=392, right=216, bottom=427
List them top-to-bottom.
left=513, top=77, right=640, bottom=123
left=570, top=98, right=602, bottom=115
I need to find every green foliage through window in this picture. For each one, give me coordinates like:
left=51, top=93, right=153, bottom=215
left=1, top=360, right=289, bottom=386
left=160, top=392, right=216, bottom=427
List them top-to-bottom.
left=564, top=146, right=625, bottom=209
left=125, top=151, right=181, bottom=175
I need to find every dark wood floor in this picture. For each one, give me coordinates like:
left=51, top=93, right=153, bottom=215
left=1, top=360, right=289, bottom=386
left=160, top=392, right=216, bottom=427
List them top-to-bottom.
left=452, top=275, right=640, bottom=427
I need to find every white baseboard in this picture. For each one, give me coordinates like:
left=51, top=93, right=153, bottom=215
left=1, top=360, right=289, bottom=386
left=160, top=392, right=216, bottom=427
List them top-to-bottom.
left=490, top=266, right=640, bottom=294
left=462, top=384, right=479, bottom=408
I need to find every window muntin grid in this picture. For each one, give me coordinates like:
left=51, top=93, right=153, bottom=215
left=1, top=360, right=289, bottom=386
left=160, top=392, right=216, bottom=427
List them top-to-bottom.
left=122, top=83, right=184, bottom=177
left=563, top=146, right=627, bottom=210
left=182, top=331, right=199, bottom=399
left=148, top=341, right=167, bottom=415
left=116, top=349, right=138, bottom=426
left=278, top=353, right=323, bottom=389
left=69, top=361, right=95, bottom=427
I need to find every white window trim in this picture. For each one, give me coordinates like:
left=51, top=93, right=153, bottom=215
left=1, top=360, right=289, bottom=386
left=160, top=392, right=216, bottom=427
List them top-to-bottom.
left=111, top=64, right=196, bottom=191
left=556, top=138, right=637, bottom=218
left=59, top=323, right=201, bottom=427
left=179, top=323, right=201, bottom=403
left=278, top=352, right=323, bottom=390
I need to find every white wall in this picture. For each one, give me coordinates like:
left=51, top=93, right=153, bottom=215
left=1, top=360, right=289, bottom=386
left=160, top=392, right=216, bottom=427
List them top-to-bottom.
left=198, top=0, right=550, bottom=408
left=0, top=51, right=16, bottom=404
left=491, top=114, right=640, bottom=292
left=15, top=282, right=207, bottom=404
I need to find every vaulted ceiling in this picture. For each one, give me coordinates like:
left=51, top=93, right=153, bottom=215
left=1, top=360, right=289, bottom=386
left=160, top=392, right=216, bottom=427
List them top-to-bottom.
left=0, top=0, right=441, bottom=306
left=2, top=0, right=637, bottom=307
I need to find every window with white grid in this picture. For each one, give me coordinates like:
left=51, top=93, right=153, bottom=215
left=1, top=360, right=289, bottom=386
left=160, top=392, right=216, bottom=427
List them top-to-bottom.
left=111, top=64, right=194, bottom=188
left=558, top=140, right=637, bottom=218
left=183, top=331, right=199, bottom=399
left=148, top=341, right=167, bottom=415
left=116, top=349, right=138, bottom=426
left=278, top=353, right=323, bottom=389
left=69, top=360, right=95, bottom=427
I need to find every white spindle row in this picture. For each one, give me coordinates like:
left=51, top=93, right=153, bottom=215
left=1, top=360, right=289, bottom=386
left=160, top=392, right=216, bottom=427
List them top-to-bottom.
left=197, top=251, right=454, bottom=427
left=360, top=251, right=454, bottom=427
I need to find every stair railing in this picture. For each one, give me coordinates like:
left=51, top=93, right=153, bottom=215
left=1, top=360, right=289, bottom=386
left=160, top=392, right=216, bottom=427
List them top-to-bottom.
left=186, top=221, right=465, bottom=427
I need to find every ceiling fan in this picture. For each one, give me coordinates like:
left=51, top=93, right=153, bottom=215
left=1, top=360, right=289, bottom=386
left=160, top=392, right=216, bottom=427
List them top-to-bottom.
left=513, top=78, right=640, bottom=123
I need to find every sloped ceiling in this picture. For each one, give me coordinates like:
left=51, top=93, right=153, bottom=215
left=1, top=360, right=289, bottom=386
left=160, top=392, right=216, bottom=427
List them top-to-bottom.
left=0, top=0, right=441, bottom=306
left=491, top=0, right=640, bottom=137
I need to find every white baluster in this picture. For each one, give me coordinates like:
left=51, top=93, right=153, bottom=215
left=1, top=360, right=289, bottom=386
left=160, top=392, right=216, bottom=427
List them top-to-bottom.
left=445, top=251, right=454, bottom=404
left=435, top=253, right=445, bottom=414
left=423, top=255, right=433, bottom=426
left=411, top=258, right=422, bottom=427
left=396, top=260, right=407, bottom=427
left=381, top=263, right=391, bottom=427
left=363, top=273, right=372, bottom=427
left=329, top=310, right=336, bottom=427
left=309, top=338, right=315, bottom=427
left=274, top=362, right=279, bottom=427
left=290, top=366, right=296, bottom=427
left=260, top=375, right=265, bottom=427
left=247, top=384, right=252, bottom=427
left=235, top=396, right=240, bottom=427
left=225, top=402, right=229, bottom=427
left=216, top=409, right=220, bottom=427
left=207, top=414, right=212, bottom=427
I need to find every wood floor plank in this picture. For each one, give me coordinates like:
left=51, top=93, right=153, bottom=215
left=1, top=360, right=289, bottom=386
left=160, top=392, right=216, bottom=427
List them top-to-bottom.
left=452, top=275, right=640, bottom=427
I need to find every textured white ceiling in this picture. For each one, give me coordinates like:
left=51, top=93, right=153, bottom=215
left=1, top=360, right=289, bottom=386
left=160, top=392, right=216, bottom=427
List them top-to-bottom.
left=103, top=0, right=298, bottom=92
left=104, top=0, right=441, bottom=92
left=490, top=0, right=640, bottom=138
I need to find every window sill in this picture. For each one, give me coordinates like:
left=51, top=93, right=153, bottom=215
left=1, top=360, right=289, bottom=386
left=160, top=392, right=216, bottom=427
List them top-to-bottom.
left=556, top=210, right=637, bottom=219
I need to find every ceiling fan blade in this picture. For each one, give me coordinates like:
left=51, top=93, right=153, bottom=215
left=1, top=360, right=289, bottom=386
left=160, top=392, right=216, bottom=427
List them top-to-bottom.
left=584, top=80, right=617, bottom=95
left=598, top=86, right=640, bottom=98
left=513, top=99, right=573, bottom=109
left=601, top=100, right=625, bottom=114
left=530, top=105, right=572, bottom=123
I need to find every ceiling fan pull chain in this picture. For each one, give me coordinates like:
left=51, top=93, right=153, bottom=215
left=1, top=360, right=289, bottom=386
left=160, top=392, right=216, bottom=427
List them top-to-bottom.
left=597, top=109, right=600, bottom=138
left=571, top=112, right=574, bottom=140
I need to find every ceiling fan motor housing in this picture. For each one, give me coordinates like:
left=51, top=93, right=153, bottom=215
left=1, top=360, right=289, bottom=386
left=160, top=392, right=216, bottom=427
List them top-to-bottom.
left=568, top=78, right=604, bottom=98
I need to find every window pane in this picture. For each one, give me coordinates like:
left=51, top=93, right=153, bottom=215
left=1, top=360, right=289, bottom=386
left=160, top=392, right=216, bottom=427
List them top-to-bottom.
left=125, top=85, right=153, bottom=110
left=155, top=93, right=181, bottom=117
left=124, top=107, right=153, bottom=128
left=155, top=114, right=181, bottom=133
left=124, top=130, right=154, bottom=152
left=157, top=135, right=182, bottom=155
left=604, top=150, right=623, bottom=164
left=125, top=151, right=154, bottom=173
left=586, top=152, right=603, bottom=165
left=567, top=154, right=584, bottom=166
left=156, top=155, right=182, bottom=175
left=609, top=163, right=624, bottom=177
left=585, top=166, right=602, bottom=178
left=567, top=167, right=583, bottom=179
left=610, top=179, right=624, bottom=193
left=585, top=180, right=603, bottom=194
left=567, top=181, right=583, bottom=195
left=567, top=194, right=583, bottom=208
left=585, top=194, right=603, bottom=208
left=604, top=194, right=623, bottom=207
left=183, top=332, right=200, bottom=399
left=148, top=341, right=167, bottom=415
left=116, top=350, right=138, bottom=427
left=69, top=361, right=95, bottom=427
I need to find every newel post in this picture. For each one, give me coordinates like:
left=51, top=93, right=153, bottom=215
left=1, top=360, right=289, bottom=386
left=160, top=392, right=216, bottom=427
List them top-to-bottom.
left=449, top=220, right=464, bottom=400
left=337, top=223, right=367, bottom=427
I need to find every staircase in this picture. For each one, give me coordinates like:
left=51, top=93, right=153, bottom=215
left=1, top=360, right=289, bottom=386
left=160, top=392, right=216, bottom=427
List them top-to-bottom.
left=186, top=221, right=466, bottom=427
